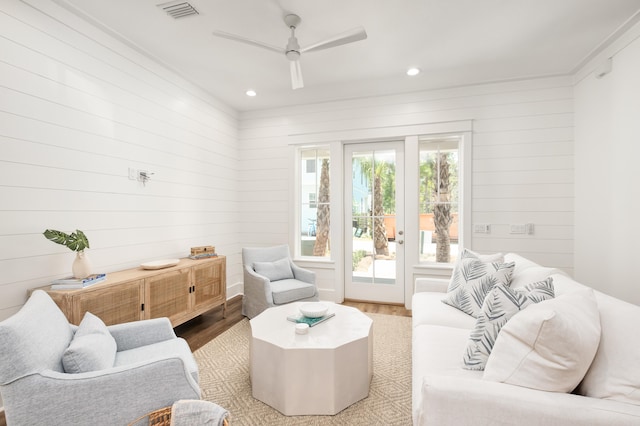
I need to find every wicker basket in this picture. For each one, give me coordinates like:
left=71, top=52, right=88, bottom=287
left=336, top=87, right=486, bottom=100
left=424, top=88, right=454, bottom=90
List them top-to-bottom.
left=129, top=406, right=229, bottom=426
left=149, top=407, right=172, bottom=425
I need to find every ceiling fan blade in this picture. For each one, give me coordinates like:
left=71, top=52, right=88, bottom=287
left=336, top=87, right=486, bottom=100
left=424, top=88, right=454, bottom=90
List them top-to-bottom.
left=300, top=27, right=367, bottom=53
left=212, top=30, right=283, bottom=54
left=290, top=60, right=304, bottom=90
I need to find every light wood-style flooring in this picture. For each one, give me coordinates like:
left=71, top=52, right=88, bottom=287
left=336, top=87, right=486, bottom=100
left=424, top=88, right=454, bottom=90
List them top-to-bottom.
left=0, top=296, right=411, bottom=425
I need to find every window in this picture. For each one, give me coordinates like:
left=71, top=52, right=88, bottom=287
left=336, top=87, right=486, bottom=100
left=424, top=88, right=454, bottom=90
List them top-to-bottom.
left=419, top=136, right=460, bottom=264
left=299, top=147, right=330, bottom=258
left=305, top=159, right=316, bottom=173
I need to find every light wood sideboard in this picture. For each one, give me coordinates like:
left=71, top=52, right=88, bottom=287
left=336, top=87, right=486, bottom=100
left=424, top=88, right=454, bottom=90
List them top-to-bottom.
left=32, top=256, right=226, bottom=327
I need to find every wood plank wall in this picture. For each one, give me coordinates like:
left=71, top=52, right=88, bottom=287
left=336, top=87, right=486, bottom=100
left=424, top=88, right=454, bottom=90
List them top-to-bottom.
left=0, top=1, right=241, bottom=321
left=1, top=1, right=576, bottom=321
left=238, top=77, right=575, bottom=291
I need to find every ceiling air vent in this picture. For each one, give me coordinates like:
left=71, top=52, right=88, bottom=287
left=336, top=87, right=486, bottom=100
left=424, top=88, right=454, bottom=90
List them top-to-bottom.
left=158, top=1, right=199, bottom=19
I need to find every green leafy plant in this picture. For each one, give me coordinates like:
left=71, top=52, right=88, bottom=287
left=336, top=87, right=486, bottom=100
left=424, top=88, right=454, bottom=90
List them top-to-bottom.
left=43, top=229, right=90, bottom=252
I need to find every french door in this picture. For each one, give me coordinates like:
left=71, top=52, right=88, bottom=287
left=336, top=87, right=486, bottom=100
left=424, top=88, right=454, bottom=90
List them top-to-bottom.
left=344, top=141, right=404, bottom=303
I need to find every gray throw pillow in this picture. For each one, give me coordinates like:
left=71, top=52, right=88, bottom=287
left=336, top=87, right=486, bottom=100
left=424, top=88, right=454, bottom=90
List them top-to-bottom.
left=442, top=249, right=515, bottom=318
left=253, top=257, right=294, bottom=281
left=463, top=278, right=555, bottom=370
left=62, top=312, right=117, bottom=373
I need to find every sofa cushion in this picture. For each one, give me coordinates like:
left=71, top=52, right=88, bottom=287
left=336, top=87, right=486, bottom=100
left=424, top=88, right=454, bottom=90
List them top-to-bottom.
left=442, top=249, right=515, bottom=318
left=504, top=253, right=567, bottom=289
left=253, top=257, right=294, bottom=281
left=549, top=273, right=588, bottom=296
left=463, top=278, right=555, bottom=370
left=271, top=279, right=316, bottom=304
left=483, top=288, right=601, bottom=393
left=0, top=290, right=73, bottom=384
left=577, top=290, right=640, bottom=406
left=412, top=292, right=476, bottom=329
left=62, top=312, right=117, bottom=373
left=412, top=324, right=482, bottom=422
left=115, top=337, right=199, bottom=383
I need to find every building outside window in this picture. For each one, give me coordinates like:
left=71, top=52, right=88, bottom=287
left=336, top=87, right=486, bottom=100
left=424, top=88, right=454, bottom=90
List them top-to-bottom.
left=305, top=158, right=316, bottom=173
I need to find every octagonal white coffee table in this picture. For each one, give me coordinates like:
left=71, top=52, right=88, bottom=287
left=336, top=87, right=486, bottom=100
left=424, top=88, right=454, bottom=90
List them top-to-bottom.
left=249, top=302, right=373, bottom=416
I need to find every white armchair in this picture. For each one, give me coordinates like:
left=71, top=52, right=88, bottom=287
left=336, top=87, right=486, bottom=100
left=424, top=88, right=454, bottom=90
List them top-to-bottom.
left=242, top=244, right=319, bottom=318
left=0, top=290, right=201, bottom=425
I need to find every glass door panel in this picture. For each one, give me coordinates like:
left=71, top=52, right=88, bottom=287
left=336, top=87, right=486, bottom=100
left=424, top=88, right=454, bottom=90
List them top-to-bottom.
left=345, top=142, right=404, bottom=303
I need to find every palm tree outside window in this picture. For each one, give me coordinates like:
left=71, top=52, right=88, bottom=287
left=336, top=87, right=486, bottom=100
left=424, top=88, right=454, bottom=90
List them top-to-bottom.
left=419, top=137, right=460, bottom=263
left=299, top=147, right=330, bottom=258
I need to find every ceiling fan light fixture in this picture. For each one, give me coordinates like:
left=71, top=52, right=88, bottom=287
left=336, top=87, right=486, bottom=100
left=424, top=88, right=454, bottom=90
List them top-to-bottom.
left=286, top=50, right=300, bottom=61
left=407, top=67, right=421, bottom=76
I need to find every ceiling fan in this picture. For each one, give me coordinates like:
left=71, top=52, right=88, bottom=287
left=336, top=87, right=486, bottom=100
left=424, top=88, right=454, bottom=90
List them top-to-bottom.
left=212, top=14, right=367, bottom=90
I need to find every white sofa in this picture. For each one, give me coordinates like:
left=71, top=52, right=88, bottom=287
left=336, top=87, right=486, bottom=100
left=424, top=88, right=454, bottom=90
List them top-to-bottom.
left=412, top=253, right=640, bottom=425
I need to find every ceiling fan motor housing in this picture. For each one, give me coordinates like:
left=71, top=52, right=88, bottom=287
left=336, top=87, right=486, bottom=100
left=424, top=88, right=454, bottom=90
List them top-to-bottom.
left=284, top=14, right=301, bottom=29
left=285, top=15, right=302, bottom=61
left=286, top=36, right=301, bottom=60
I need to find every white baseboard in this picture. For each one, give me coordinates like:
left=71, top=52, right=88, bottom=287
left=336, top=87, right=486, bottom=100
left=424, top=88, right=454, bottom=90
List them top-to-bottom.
left=226, top=282, right=243, bottom=299
left=318, top=288, right=339, bottom=303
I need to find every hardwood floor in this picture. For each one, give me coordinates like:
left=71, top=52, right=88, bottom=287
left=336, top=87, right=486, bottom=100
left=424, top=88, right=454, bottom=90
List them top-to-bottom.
left=174, top=295, right=245, bottom=351
left=175, top=295, right=412, bottom=351
left=0, top=296, right=411, bottom=425
left=342, top=298, right=412, bottom=317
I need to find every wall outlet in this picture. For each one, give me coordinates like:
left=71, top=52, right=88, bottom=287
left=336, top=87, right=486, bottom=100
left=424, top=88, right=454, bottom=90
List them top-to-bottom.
left=128, top=167, right=137, bottom=180
left=510, top=223, right=534, bottom=235
left=525, top=223, right=534, bottom=235
left=474, top=224, right=490, bottom=234
left=510, top=224, right=526, bottom=234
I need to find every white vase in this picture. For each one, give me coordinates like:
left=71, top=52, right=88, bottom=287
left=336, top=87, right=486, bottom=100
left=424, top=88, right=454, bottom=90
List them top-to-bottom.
left=72, top=251, right=92, bottom=279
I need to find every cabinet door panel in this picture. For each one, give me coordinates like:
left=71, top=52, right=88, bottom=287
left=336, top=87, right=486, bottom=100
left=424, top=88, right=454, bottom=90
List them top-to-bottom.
left=192, top=260, right=225, bottom=312
left=145, top=268, right=191, bottom=323
left=75, top=280, right=144, bottom=326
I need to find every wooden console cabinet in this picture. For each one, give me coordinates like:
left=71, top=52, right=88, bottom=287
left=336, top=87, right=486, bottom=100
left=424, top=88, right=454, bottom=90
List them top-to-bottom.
left=33, top=256, right=226, bottom=327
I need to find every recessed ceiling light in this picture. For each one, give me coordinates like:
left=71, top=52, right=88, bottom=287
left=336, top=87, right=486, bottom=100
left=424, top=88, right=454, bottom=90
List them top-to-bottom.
left=407, top=68, right=420, bottom=76
left=246, top=90, right=257, bottom=97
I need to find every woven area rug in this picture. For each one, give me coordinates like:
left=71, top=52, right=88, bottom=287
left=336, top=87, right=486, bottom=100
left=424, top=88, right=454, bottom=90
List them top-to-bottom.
left=194, top=313, right=412, bottom=426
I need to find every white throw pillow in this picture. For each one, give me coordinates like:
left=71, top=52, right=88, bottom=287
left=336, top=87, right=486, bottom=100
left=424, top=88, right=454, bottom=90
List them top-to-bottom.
left=442, top=249, right=515, bottom=318
left=253, top=257, right=294, bottom=281
left=463, top=278, right=555, bottom=370
left=483, top=288, right=601, bottom=392
left=576, top=291, right=640, bottom=405
left=62, top=312, right=117, bottom=373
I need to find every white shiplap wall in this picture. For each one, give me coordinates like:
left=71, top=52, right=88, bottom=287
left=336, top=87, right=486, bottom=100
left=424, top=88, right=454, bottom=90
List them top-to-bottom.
left=0, top=1, right=241, bottom=321
left=574, top=19, right=640, bottom=306
left=238, top=76, right=574, bottom=300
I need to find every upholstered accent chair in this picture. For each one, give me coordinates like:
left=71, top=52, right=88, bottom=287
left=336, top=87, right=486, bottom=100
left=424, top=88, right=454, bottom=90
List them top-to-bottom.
left=242, top=244, right=319, bottom=318
left=0, top=290, right=201, bottom=426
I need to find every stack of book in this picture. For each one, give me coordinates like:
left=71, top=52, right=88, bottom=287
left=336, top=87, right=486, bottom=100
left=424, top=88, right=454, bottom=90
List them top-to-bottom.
left=189, top=245, right=217, bottom=260
left=51, top=273, right=106, bottom=290
left=287, top=312, right=336, bottom=327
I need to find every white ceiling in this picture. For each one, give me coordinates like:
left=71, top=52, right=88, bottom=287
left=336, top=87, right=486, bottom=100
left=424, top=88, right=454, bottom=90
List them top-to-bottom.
left=58, top=0, right=640, bottom=112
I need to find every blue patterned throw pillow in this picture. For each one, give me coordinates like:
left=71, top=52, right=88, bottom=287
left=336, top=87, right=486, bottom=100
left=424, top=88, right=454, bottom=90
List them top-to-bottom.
left=462, top=277, right=555, bottom=370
